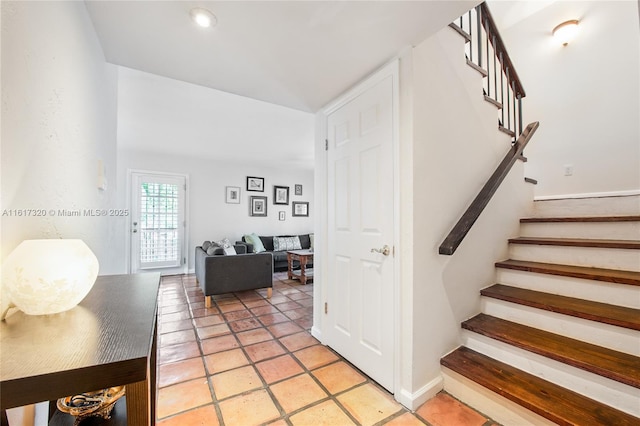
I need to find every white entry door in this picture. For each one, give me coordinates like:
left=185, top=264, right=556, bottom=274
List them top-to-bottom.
left=325, top=70, right=396, bottom=391
left=130, top=172, right=186, bottom=273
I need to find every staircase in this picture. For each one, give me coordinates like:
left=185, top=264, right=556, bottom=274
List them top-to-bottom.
left=441, top=198, right=640, bottom=425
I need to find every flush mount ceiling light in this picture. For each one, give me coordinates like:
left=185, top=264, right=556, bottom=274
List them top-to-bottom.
left=190, top=7, right=217, bottom=28
left=552, top=19, right=579, bottom=46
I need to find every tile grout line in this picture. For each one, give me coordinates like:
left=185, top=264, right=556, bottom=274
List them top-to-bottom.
left=157, top=274, right=483, bottom=426
left=164, top=274, right=311, bottom=424
left=158, top=275, right=353, bottom=424
left=186, top=275, right=229, bottom=426
left=156, top=277, right=214, bottom=424
left=209, top=277, right=398, bottom=426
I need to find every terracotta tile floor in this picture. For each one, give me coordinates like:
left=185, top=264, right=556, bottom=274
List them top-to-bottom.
left=156, top=272, right=497, bottom=426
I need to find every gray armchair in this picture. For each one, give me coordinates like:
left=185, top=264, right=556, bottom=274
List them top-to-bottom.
left=195, top=245, right=273, bottom=307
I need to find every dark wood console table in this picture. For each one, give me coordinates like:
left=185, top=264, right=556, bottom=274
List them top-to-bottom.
left=1, top=273, right=160, bottom=425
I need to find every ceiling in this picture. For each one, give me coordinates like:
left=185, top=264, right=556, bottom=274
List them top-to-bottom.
left=85, top=1, right=476, bottom=113
left=85, top=1, right=481, bottom=169
left=116, top=66, right=318, bottom=169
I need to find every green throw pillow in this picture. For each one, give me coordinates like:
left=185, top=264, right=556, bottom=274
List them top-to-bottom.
left=244, top=233, right=266, bottom=253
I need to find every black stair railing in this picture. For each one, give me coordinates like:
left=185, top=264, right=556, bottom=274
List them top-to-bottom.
left=440, top=2, right=537, bottom=256
left=452, top=2, right=526, bottom=140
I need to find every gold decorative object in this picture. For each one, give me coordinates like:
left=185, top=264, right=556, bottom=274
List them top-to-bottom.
left=57, top=386, right=125, bottom=425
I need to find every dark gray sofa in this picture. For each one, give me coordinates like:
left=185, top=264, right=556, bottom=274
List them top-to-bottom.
left=238, top=234, right=312, bottom=272
left=195, top=243, right=273, bottom=307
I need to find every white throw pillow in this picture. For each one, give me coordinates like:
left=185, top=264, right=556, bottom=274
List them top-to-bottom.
left=273, top=236, right=302, bottom=251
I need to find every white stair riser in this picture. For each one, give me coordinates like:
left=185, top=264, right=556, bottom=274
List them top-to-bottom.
left=532, top=196, right=640, bottom=217
left=520, top=222, right=640, bottom=241
left=509, top=244, right=640, bottom=272
left=496, top=269, right=640, bottom=309
left=482, top=298, right=640, bottom=356
left=463, top=331, right=640, bottom=417
left=442, top=368, right=557, bottom=426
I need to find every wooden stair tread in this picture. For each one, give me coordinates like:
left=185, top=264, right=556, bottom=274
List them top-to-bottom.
left=448, top=23, right=471, bottom=43
left=466, top=58, right=488, bottom=77
left=483, top=95, right=502, bottom=109
left=498, top=125, right=515, bottom=137
left=521, top=215, right=640, bottom=223
left=508, top=236, right=640, bottom=249
left=495, top=259, right=640, bottom=286
left=481, top=284, right=640, bottom=330
left=463, top=314, right=640, bottom=388
left=441, top=347, right=640, bottom=426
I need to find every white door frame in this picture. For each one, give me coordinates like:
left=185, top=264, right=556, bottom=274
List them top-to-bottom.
left=314, top=59, right=402, bottom=397
left=126, top=169, right=190, bottom=275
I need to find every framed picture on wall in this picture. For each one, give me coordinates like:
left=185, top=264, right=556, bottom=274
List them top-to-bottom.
left=246, top=176, right=264, bottom=192
left=294, top=184, right=303, bottom=196
left=225, top=186, right=240, bottom=204
left=273, top=186, right=289, bottom=205
left=249, top=196, right=268, bottom=217
left=292, top=201, right=309, bottom=217
left=279, top=211, right=285, bottom=221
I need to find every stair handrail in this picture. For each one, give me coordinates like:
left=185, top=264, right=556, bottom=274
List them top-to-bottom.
left=452, top=2, right=526, bottom=138
left=439, top=121, right=540, bottom=256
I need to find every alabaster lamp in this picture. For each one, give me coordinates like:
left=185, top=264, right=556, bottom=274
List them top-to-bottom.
left=1, top=239, right=99, bottom=320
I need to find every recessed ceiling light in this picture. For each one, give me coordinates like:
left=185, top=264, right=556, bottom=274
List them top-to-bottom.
left=190, top=7, right=217, bottom=28
left=552, top=19, right=579, bottom=46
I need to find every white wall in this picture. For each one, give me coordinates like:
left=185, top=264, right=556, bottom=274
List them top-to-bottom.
left=1, top=1, right=119, bottom=273
left=501, top=1, right=640, bottom=197
left=404, top=26, right=533, bottom=407
left=114, top=65, right=316, bottom=273
left=116, top=66, right=315, bottom=170
left=117, top=149, right=314, bottom=272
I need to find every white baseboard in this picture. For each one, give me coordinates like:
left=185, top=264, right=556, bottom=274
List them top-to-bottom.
left=534, top=189, right=640, bottom=201
left=187, top=267, right=195, bottom=274
left=310, top=326, right=322, bottom=342
left=396, top=375, right=443, bottom=411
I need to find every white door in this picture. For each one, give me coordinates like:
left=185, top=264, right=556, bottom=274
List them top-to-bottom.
left=325, top=73, right=396, bottom=391
left=130, top=172, right=186, bottom=273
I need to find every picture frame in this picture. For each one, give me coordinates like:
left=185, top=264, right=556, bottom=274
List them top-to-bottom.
left=246, top=176, right=264, bottom=192
left=294, top=184, right=303, bottom=196
left=273, top=185, right=289, bottom=205
left=225, top=186, right=241, bottom=204
left=249, top=196, right=268, bottom=217
left=292, top=201, right=309, bottom=217
left=279, top=211, right=285, bottom=221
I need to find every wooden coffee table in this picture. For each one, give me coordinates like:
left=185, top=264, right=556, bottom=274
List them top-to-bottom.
left=287, top=249, right=314, bottom=285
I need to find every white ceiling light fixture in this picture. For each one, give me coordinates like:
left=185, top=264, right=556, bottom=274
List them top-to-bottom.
left=190, top=7, right=217, bottom=28
left=552, top=19, right=579, bottom=46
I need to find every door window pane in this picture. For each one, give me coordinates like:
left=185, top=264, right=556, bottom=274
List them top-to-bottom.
left=140, top=182, right=180, bottom=264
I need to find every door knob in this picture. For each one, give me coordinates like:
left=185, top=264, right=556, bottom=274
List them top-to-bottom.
left=371, top=245, right=390, bottom=256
